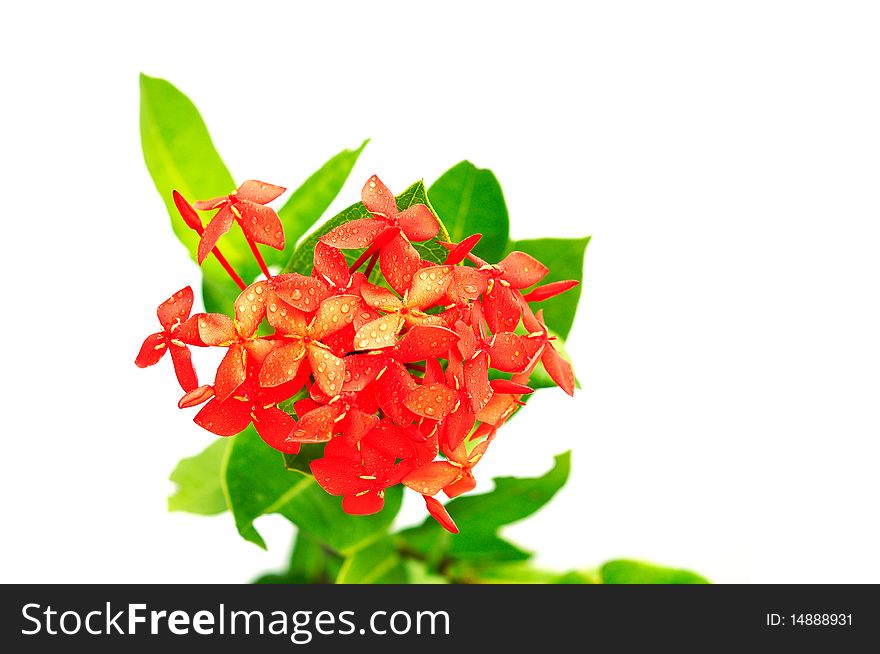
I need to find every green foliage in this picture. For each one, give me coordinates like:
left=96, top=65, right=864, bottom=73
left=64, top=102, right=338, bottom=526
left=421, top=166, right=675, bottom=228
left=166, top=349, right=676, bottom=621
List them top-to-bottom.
left=140, top=74, right=256, bottom=313
left=268, top=140, right=368, bottom=265
left=428, top=161, right=509, bottom=262
left=508, top=237, right=590, bottom=339
left=167, top=439, right=229, bottom=515
left=398, top=452, right=570, bottom=569
left=254, top=531, right=343, bottom=584
left=336, top=536, right=407, bottom=584
left=600, top=560, right=709, bottom=584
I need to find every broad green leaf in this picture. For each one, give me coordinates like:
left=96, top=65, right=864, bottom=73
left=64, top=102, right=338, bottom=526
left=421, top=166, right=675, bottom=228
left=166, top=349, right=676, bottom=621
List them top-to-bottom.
left=139, top=74, right=260, bottom=313
left=266, top=140, right=369, bottom=266
left=428, top=161, right=509, bottom=263
left=282, top=180, right=450, bottom=275
left=507, top=236, right=590, bottom=339
left=223, top=428, right=401, bottom=552
left=167, top=439, right=229, bottom=515
left=397, top=452, right=570, bottom=568
left=253, top=530, right=343, bottom=584
left=336, top=536, right=407, bottom=584
left=403, top=560, right=449, bottom=584
left=600, top=560, right=709, bottom=584
left=451, top=562, right=561, bottom=584
left=553, top=570, right=598, bottom=584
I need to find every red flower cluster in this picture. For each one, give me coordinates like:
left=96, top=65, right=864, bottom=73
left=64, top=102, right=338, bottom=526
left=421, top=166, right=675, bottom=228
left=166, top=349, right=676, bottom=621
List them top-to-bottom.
left=137, top=175, right=578, bottom=533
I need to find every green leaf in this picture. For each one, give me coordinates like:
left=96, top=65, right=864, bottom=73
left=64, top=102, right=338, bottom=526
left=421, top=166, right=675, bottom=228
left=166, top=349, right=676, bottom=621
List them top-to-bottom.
left=139, top=74, right=260, bottom=313
left=266, top=140, right=368, bottom=266
left=428, top=161, right=509, bottom=263
left=282, top=180, right=450, bottom=275
left=507, top=237, right=590, bottom=339
left=222, top=428, right=401, bottom=552
left=167, top=439, right=229, bottom=515
left=397, top=452, right=570, bottom=568
left=253, top=530, right=343, bottom=584
left=336, top=536, right=407, bottom=584
left=600, top=560, right=710, bottom=584
left=452, top=562, right=561, bottom=584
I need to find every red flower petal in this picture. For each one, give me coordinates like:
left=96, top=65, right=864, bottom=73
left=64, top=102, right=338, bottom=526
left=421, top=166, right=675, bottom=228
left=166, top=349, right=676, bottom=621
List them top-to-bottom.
left=361, top=175, right=398, bottom=220
left=236, top=180, right=286, bottom=204
left=172, top=191, right=203, bottom=233
left=194, top=196, right=228, bottom=211
left=234, top=199, right=284, bottom=250
left=398, top=204, right=439, bottom=242
left=198, top=205, right=234, bottom=264
left=321, top=218, right=385, bottom=249
left=380, top=232, right=421, bottom=294
left=443, top=233, right=483, bottom=265
left=313, top=241, right=351, bottom=288
left=498, top=251, right=549, bottom=289
left=408, top=265, right=453, bottom=309
left=448, top=266, right=489, bottom=304
left=271, top=274, right=329, bottom=313
left=522, top=279, right=580, bottom=302
left=360, top=280, right=402, bottom=310
left=233, top=281, right=268, bottom=339
left=483, top=284, right=522, bottom=334
left=157, top=287, right=194, bottom=332
left=309, top=295, right=360, bottom=341
left=266, top=297, right=308, bottom=336
left=197, top=313, right=237, bottom=346
left=354, top=314, right=404, bottom=351
left=396, top=325, right=460, bottom=362
left=487, top=332, right=531, bottom=373
left=135, top=333, right=167, bottom=368
left=259, top=341, right=307, bottom=387
left=169, top=344, right=199, bottom=392
left=308, top=344, right=346, bottom=397
left=214, top=345, right=248, bottom=402
left=542, top=345, right=575, bottom=396
left=464, top=351, right=493, bottom=412
left=341, top=352, right=387, bottom=391
left=423, top=358, right=445, bottom=385
left=376, top=361, right=419, bottom=426
left=490, top=379, right=534, bottom=395
left=404, top=383, right=456, bottom=420
left=178, top=385, right=214, bottom=409
left=475, top=393, right=518, bottom=426
left=194, top=396, right=251, bottom=436
left=443, top=403, right=476, bottom=452
left=289, top=404, right=342, bottom=443
left=253, top=406, right=298, bottom=453
left=366, top=421, right=416, bottom=460
left=310, top=457, right=368, bottom=496
left=403, top=462, right=460, bottom=496
left=444, top=473, right=477, bottom=498
left=343, top=491, right=385, bottom=516
left=423, top=495, right=458, bottom=534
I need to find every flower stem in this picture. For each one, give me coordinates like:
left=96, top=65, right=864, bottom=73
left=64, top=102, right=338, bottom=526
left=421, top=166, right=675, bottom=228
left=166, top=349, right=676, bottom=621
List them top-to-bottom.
left=247, top=240, right=273, bottom=280
left=348, top=245, right=377, bottom=274
left=211, top=247, right=247, bottom=290
left=364, top=250, right=380, bottom=278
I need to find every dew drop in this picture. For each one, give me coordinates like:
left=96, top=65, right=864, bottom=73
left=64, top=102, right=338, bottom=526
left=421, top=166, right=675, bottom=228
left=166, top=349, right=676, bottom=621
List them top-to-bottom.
left=291, top=289, right=302, bottom=300
left=359, top=339, right=370, bottom=348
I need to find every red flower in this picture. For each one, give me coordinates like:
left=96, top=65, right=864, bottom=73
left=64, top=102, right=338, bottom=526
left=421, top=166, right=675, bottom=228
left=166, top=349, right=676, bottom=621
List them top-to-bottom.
left=320, top=176, right=439, bottom=293
left=193, top=180, right=286, bottom=264
left=352, top=266, right=455, bottom=349
left=135, top=287, right=201, bottom=392
left=259, top=295, right=359, bottom=395
left=454, top=302, right=532, bottom=373
left=521, top=303, right=576, bottom=396
left=192, top=362, right=305, bottom=454
left=310, top=420, right=415, bottom=515
left=423, top=496, right=458, bottom=534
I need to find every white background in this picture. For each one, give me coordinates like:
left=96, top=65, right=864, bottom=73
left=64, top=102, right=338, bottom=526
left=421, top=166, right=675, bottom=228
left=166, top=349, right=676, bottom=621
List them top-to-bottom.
left=2, top=1, right=878, bottom=584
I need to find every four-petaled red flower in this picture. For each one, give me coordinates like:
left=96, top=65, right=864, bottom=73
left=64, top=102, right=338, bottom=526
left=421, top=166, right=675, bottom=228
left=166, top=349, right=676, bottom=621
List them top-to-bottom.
left=320, top=175, right=440, bottom=293
left=194, top=180, right=287, bottom=264
left=135, top=287, right=201, bottom=392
